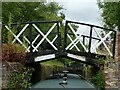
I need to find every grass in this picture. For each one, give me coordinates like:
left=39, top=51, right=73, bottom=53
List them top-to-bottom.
left=41, top=60, right=64, bottom=67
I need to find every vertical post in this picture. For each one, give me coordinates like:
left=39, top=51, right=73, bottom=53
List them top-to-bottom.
left=64, top=21, right=68, bottom=51
left=57, top=22, right=60, bottom=50
left=29, top=23, right=33, bottom=63
left=29, top=23, right=32, bottom=52
left=88, top=26, right=93, bottom=53
left=113, top=31, right=116, bottom=59
left=59, top=32, right=61, bottom=48
left=83, top=36, right=85, bottom=52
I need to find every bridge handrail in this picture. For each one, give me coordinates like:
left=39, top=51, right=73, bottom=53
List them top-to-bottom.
left=2, top=20, right=59, bottom=25
left=66, top=20, right=117, bottom=32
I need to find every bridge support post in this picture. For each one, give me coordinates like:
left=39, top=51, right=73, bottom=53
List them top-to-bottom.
left=26, top=62, right=41, bottom=84
left=91, top=65, right=100, bottom=77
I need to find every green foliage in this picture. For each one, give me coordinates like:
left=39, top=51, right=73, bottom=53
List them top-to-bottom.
left=97, top=1, right=120, bottom=30
left=0, top=2, right=1, bottom=21
left=2, top=2, right=65, bottom=43
left=2, top=2, right=63, bottom=24
left=8, top=13, right=13, bottom=44
left=90, top=57, right=106, bottom=89
left=91, top=57, right=113, bottom=90
left=96, top=57, right=113, bottom=65
left=96, top=57, right=106, bottom=65
left=57, top=58, right=73, bottom=66
left=41, top=59, right=64, bottom=67
left=6, top=67, right=34, bottom=90
left=91, top=70, right=105, bottom=90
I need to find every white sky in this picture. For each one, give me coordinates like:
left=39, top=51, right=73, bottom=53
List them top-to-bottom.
left=56, top=0, right=104, bottom=46
left=57, top=0, right=103, bottom=26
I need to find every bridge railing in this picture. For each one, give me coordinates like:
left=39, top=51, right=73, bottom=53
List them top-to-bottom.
left=2, top=20, right=116, bottom=63
left=64, top=20, right=116, bottom=58
left=2, top=21, right=61, bottom=53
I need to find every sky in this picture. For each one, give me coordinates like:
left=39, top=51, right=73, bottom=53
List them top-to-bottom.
left=56, top=0, right=104, bottom=47
left=57, top=0, right=103, bottom=26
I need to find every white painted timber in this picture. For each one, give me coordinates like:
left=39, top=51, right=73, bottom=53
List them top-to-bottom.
left=32, top=23, right=58, bottom=52
left=66, top=23, right=87, bottom=52
left=12, top=24, right=29, bottom=43
left=5, top=25, right=29, bottom=52
left=93, top=28, right=113, bottom=56
left=67, top=34, right=80, bottom=51
left=23, top=35, right=40, bottom=52
left=67, top=53, right=86, bottom=62
left=34, top=54, right=55, bottom=62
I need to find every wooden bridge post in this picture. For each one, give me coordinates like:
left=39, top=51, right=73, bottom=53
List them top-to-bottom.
left=26, top=62, right=41, bottom=85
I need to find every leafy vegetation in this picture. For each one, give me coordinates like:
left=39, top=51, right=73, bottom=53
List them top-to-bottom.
left=97, top=1, right=120, bottom=31
left=0, top=2, right=1, bottom=21
left=2, top=2, right=65, bottom=43
left=2, top=2, right=64, bottom=24
left=2, top=44, right=26, bottom=63
left=91, top=57, right=113, bottom=90
left=41, top=59, right=64, bottom=67
left=6, top=67, right=34, bottom=90
left=91, top=70, right=105, bottom=90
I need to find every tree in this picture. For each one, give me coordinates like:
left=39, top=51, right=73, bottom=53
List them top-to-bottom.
left=97, top=1, right=120, bottom=31
left=0, top=2, right=1, bottom=21
left=2, top=2, right=65, bottom=43
left=2, top=2, right=64, bottom=24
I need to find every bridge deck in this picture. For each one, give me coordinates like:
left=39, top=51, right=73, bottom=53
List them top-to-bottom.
left=26, top=50, right=105, bottom=66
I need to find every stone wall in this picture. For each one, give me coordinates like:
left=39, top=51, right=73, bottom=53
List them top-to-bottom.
left=104, top=31, right=120, bottom=89
left=115, top=31, right=120, bottom=60
left=116, top=32, right=120, bottom=89
left=2, top=61, right=24, bottom=88
left=104, top=61, right=118, bottom=88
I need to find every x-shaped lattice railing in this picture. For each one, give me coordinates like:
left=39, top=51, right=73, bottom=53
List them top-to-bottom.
left=3, top=20, right=116, bottom=58
left=64, top=20, right=116, bottom=57
left=4, top=21, right=59, bottom=52
left=32, top=23, right=58, bottom=52
left=65, top=23, right=88, bottom=52
left=5, top=25, right=30, bottom=52
left=91, top=28, right=113, bottom=56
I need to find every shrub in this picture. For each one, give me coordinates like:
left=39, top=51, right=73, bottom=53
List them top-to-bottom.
left=2, top=44, right=26, bottom=64
left=91, top=57, right=107, bottom=90
left=6, top=67, right=34, bottom=90
left=91, top=70, right=105, bottom=90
